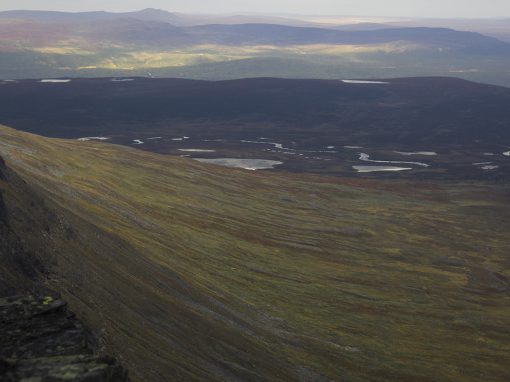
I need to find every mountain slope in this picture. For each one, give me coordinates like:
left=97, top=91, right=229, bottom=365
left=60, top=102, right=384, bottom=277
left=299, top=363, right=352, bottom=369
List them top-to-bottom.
left=0, top=125, right=509, bottom=381
left=0, top=152, right=58, bottom=294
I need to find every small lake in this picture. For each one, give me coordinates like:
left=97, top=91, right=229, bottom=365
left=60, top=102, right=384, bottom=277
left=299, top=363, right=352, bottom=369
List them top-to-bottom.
left=40, top=79, right=71, bottom=83
left=342, top=80, right=389, bottom=84
left=77, top=137, right=109, bottom=141
left=179, top=149, right=216, bottom=152
left=394, top=151, right=437, bottom=156
left=359, top=153, right=429, bottom=167
left=193, top=158, right=283, bottom=170
left=473, top=162, right=499, bottom=170
left=353, top=166, right=412, bottom=173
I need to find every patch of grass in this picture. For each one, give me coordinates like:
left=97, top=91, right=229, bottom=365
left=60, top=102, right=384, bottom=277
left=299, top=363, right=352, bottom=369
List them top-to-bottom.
left=0, top=125, right=509, bottom=382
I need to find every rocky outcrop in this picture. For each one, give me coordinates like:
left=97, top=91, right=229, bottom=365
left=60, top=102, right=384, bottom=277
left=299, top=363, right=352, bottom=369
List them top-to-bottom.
left=0, top=155, right=6, bottom=223
left=0, top=155, right=5, bottom=174
left=0, top=156, right=128, bottom=380
left=0, top=157, right=49, bottom=293
left=0, top=185, right=6, bottom=224
left=0, top=295, right=128, bottom=381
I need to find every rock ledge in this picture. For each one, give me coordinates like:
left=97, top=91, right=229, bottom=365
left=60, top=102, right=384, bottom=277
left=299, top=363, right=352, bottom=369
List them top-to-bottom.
left=0, top=294, right=127, bottom=381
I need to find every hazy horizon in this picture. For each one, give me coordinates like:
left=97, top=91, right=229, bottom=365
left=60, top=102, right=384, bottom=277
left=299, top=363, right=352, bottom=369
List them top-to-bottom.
left=0, top=0, right=510, bottom=18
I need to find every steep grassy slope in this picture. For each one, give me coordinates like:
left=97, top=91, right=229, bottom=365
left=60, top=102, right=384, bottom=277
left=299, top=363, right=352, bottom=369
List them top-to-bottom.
left=0, top=125, right=509, bottom=381
left=0, top=151, right=63, bottom=294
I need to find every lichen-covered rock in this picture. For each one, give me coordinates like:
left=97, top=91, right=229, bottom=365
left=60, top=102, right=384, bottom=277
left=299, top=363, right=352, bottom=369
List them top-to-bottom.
left=0, top=154, right=6, bottom=174
left=0, top=155, right=6, bottom=222
left=0, top=295, right=128, bottom=381
left=1, top=355, right=127, bottom=382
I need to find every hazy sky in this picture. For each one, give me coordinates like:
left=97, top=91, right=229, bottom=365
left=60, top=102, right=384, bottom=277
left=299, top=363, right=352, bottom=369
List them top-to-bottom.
left=0, top=0, right=509, bottom=18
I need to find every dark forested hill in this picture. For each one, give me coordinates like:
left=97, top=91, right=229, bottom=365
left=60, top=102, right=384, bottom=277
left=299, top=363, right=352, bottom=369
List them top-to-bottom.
left=0, top=76, right=509, bottom=145
left=1, top=76, right=509, bottom=179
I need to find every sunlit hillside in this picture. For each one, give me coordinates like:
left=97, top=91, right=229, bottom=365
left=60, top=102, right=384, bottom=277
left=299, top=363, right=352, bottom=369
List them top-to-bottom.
left=2, top=10, right=510, bottom=85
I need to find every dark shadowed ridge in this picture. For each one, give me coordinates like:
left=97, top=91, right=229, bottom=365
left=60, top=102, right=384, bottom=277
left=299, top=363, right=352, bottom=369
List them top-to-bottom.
left=1, top=76, right=509, bottom=146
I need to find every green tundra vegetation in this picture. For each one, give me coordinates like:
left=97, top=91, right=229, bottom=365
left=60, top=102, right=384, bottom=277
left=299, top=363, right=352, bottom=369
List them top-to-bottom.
left=0, top=125, right=509, bottom=381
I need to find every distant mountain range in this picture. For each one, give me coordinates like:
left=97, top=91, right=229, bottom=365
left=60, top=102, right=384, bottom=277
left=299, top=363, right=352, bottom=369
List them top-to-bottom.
left=0, top=8, right=314, bottom=26
left=0, top=8, right=179, bottom=22
left=1, top=9, right=510, bottom=85
left=1, top=9, right=508, bottom=53
left=187, top=24, right=510, bottom=53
